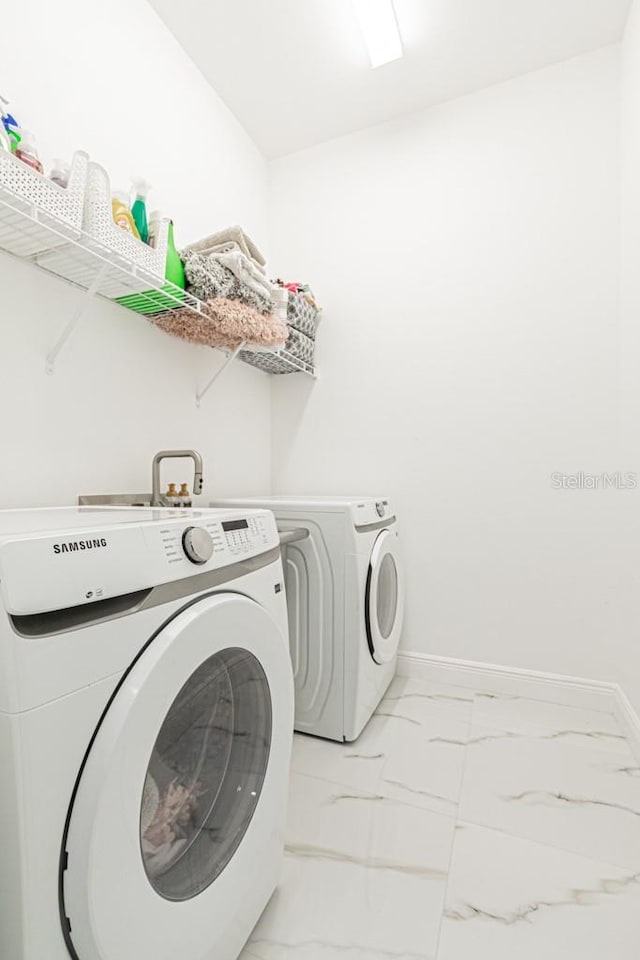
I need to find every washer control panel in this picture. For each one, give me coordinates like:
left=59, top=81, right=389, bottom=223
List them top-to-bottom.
left=0, top=507, right=279, bottom=618
left=158, top=510, right=274, bottom=566
left=219, top=514, right=271, bottom=557
left=182, top=526, right=214, bottom=564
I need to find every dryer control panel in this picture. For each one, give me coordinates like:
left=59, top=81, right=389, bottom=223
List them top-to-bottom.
left=350, top=498, right=395, bottom=528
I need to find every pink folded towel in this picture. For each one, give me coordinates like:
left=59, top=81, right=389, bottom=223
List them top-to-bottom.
left=152, top=298, right=287, bottom=350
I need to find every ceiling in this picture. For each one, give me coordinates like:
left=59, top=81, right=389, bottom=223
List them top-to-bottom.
left=149, top=0, right=632, bottom=158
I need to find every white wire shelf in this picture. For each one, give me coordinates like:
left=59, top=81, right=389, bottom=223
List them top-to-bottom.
left=0, top=180, right=316, bottom=388
left=239, top=345, right=316, bottom=377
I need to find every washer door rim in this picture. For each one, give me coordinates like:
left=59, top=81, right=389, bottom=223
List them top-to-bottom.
left=60, top=591, right=293, bottom=960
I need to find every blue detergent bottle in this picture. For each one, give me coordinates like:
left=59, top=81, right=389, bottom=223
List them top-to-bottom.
left=0, top=94, right=21, bottom=151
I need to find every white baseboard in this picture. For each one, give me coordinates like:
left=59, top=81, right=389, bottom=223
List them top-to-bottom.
left=396, top=651, right=619, bottom=712
left=397, top=651, right=640, bottom=763
left=397, top=651, right=640, bottom=765
left=613, top=685, right=640, bottom=766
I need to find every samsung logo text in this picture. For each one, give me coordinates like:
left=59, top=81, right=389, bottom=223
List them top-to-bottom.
left=53, top=538, right=108, bottom=554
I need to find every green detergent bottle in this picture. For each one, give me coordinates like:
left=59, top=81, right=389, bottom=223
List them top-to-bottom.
left=131, top=178, right=150, bottom=244
left=165, top=219, right=185, bottom=289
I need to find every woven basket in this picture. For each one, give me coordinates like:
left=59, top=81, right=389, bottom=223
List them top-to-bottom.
left=0, top=149, right=88, bottom=255
left=82, top=161, right=169, bottom=280
left=287, top=291, right=320, bottom=338
left=240, top=325, right=315, bottom=374
left=285, top=327, right=315, bottom=364
left=239, top=348, right=313, bottom=375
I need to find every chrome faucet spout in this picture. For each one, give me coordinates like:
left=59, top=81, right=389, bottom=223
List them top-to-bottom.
left=151, top=450, right=204, bottom=507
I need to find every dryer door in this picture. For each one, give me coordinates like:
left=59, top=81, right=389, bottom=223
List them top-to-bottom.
left=365, top=529, right=405, bottom=664
left=61, top=592, right=293, bottom=960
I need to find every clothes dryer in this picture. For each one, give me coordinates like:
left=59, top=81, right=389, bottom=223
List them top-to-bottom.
left=213, top=497, right=404, bottom=742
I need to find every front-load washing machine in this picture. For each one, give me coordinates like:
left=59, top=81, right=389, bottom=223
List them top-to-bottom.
left=212, top=497, right=405, bottom=742
left=0, top=506, right=293, bottom=960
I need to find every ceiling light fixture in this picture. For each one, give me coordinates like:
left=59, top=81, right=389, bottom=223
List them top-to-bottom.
left=352, top=0, right=403, bottom=69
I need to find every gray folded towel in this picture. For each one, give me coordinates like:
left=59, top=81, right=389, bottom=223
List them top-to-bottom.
left=184, top=225, right=266, bottom=268
left=182, top=251, right=271, bottom=314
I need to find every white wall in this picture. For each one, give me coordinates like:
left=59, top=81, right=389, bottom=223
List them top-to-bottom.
left=0, top=0, right=271, bottom=505
left=619, top=0, right=640, bottom=713
left=1, top=8, right=632, bottom=698
left=269, top=47, right=624, bottom=684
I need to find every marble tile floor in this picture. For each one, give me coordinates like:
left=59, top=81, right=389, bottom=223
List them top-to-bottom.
left=240, top=675, right=640, bottom=960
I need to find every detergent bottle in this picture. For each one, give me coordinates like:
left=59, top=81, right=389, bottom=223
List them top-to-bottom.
left=131, top=178, right=151, bottom=244
left=112, top=190, right=140, bottom=238
left=165, top=220, right=185, bottom=289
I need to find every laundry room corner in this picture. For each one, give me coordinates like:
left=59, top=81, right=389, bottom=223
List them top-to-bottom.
left=618, top=0, right=640, bottom=718
left=267, top=44, right=625, bottom=692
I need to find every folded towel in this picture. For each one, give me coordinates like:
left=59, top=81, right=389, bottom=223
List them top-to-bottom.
left=185, top=225, right=266, bottom=268
left=194, top=240, right=265, bottom=275
left=182, top=241, right=274, bottom=302
left=210, top=247, right=274, bottom=301
left=183, top=251, right=271, bottom=314
left=152, top=298, right=287, bottom=350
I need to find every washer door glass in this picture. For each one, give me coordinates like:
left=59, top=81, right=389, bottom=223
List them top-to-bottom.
left=366, top=529, right=405, bottom=664
left=376, top=553, right=398, bottom=641
left=141, top=648, right=272, bottom=901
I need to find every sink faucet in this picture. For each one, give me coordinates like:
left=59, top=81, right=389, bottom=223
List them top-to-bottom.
left=151, top=450, right=204, bottom=507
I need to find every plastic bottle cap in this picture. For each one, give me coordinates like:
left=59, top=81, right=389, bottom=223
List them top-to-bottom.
left=5, top=123, right=22, bottom=147
left=16, top=129, right=36, bottom=147
left=131, top=177, right=151, bottom=198
left=112, top=190, right=130, bottom=205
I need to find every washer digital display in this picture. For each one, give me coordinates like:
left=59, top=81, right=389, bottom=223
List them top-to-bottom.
left=222, top=519, right=249, bottom=532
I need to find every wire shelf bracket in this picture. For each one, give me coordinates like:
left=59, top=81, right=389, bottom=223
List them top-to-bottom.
left=45, top=263, right=109, bottom=374
left=195, top=342, right=246, bottom=408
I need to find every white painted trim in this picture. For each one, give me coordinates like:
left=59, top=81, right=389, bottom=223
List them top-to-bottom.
left=396, top=651, right=617, bottom=712
left=397, top=651, right=640, bottom=761
left=613, top=685, right=640, bottom=766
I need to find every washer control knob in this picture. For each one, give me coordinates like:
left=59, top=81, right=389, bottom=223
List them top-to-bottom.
left=376, top=501, right=385, bottom=517
left=182, top=526, right=214, bottom=565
